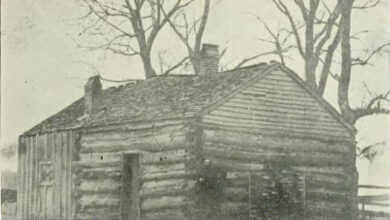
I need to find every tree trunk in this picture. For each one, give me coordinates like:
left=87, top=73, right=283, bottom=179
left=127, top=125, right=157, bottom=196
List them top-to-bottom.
left=304, top=0, right=319, bottom=90
left=338, top=0, right=356, bottom=124
left=141, top=51, right=157, bottom=79
left=190, top=53, right=202, bottom=75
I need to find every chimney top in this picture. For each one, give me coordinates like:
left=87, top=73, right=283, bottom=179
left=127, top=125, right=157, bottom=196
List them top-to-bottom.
left=199, top=43, right=220, bottom=75
left=201, top=43, right=219, bottom=56
left=84, top=75, right=102, bottom=115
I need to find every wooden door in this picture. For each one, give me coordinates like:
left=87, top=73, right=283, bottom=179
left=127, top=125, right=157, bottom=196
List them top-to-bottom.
left=37, top=134, right=54, bottom=220
left=121, top=154, right=140, bottom=220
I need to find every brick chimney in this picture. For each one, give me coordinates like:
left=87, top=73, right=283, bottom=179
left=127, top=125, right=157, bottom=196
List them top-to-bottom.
left=198, top=43, right=219, bottom=75
left=84, top=75, right=102, bottom=115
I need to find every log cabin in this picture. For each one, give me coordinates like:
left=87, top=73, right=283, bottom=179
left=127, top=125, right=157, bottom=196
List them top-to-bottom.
left=17, top=43, right=358, bottom=220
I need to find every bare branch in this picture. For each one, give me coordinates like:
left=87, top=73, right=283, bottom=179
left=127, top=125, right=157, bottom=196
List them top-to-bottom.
left=84, top=0, right=136, bottom=38
left=194, top=0, right=210, bottom=53
left=272, top=0, right=305, bottom=58
left=293, top=0, right=308, bottom=21
left=353, top=0, right=381, bottom=9
left=313, top=2, right=342, bottom=43
left=317, top=25, right=342, bottom=96
left=352, top=43, right=390, bottom=66
left=219, top=47, right=228, bottom=60
left=234, top=47, right=292, bottom=69
left=163, top=56, right=189, bottom=75
left=318, top=58, right=340, bottom=81
left=77, top=61, right=138, bottom=83
left=353, top=90, right=390, bottom=121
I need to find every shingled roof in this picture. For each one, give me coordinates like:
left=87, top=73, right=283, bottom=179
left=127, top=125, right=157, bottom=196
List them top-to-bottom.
left=25, top=61, right=357, bottom=135
left=26, top=63, right=275, bottom=134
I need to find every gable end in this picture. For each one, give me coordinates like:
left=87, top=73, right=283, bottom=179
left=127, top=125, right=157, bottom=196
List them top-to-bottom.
left=200, top=63, right=355, bottom=140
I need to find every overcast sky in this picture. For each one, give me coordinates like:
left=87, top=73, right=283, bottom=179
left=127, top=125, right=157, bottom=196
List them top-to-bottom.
left=1, top=0, right=390, bottom=185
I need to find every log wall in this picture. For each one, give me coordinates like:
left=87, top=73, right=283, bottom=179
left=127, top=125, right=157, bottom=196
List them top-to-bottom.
left=196, top=69, right=357, bottom=219
left=74, top=120, right=192, bottom=220
left=198, top=122, right=356, bottom=219
left=18, top=130, right=76, bottom=220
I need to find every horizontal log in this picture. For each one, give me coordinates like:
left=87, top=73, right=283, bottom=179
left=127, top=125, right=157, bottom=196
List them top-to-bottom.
left=263, top=72, right=299, bottom=81
left=256, top=80, right=305, bottom=90
left=250, top=82, right=309, bottom=93
left=239, top=84, right=305, bottom=96
left=242, top=85, right=311, bottom=98
left=243, top=91, right=320, bottom=106
left=234, top=93, right=320, bottom=108
left=222, top=98, right=334, bottom=121
left=218, top=101, right=341, bottom=126
left=207, top=108, right=345, bottom=133
left=202, top=115, right=349, bottom=139
left=84, top=119, right=185, bottom=134
left=201, top=119, right=347, bottom=141
left=200, top=122, right=353, bottom=143
left=82, top=124, right=185, bottom=142
left=202, top=129, right=352, bottom=153
left=81, top=132, right=186, bottom=149
left=80, top=139, right=185, bottom=153
left=203, top=140, right=349, bottom=165
left=204, top=140, right=348, bottom=161
left=203, top=144, right=350, bottom=167
left=143, top=149, right=186, bottom=165
left=79, top=152, right=120, bottom=164
left=206, top=156, right=264, bottom=172
left=208, top=157, right=347, bottom=180
left=73, top=160, right=120, bottom=169
left=143, top=162, right=185, bottom=174
left=293, top=165, right=347, bottom=176
left=79, top=166, right=121, bottom=173
left=80, top=169, right=121, bottom=180
left=143, top=170, right=190, bottom=181
left=226, top=171, right=251, bottom=179
left=306, top=172, right=348, bottom=185
left=225, top=177, right=250, bottom=188
left=79, top=179, right=120, bottom=194
left=142, top=179, right=187, bottom=190
left=306, top=179, right=351, bottom=192
left=141, top=180, right=196, bottom=199
left=141, top=187, right=188, bottom=199
left=223, top=187, right=248, bottom=202
left=306, top=190, right=348, bottom=203
left=79, top=194, right=120, bottom=208
left=141, top=196, right=186, bottom=211
left=306, top=200, right=349, bottom=216
left=220, top=201, right=248, bottom=215
left=78, top=207, right=120, bottom=217
left=143, top=210, right=187, bottom=220
left=306, top=210, right=349, bottom=220
left=75, top=213, right=119, bottom=220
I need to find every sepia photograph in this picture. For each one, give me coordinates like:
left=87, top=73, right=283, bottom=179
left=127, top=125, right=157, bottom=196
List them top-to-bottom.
left=1, top=0, right=390, bottom=219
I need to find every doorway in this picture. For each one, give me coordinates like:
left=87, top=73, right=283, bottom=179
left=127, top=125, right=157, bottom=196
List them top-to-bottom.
left=121, top=153, right=140, bottom=220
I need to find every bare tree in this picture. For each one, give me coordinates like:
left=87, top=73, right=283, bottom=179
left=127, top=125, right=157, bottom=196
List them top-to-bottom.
left=79, top=0, right=194, bottom=79
left=164, top=0, right=211, bottom=75
left=259, top=0, right=390, bottom=124
left=337, top=0, right=390, bottom=124
left=234, top=16, right=295, bottom=69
